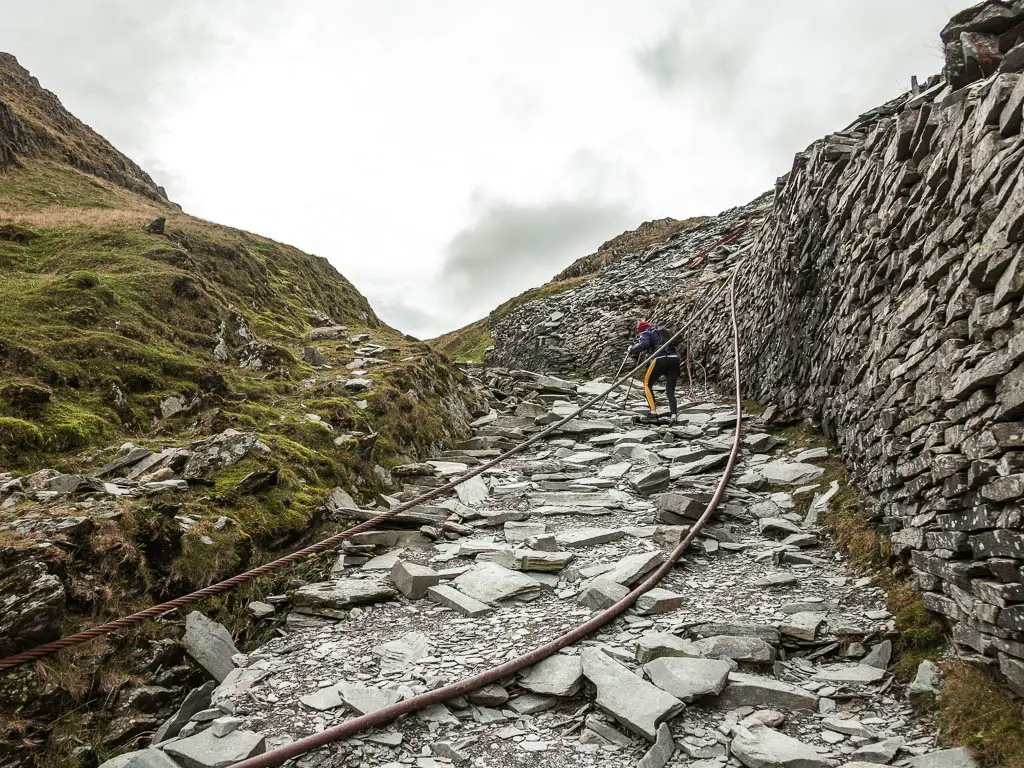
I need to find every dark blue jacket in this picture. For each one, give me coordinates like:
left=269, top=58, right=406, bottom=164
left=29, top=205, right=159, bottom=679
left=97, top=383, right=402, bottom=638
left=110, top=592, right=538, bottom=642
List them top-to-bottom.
left=630, top=328, right=677, bottom=358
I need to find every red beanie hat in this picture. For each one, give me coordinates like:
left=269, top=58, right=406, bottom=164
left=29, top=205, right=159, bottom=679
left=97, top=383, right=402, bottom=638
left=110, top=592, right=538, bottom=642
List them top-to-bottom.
left=636, top=320, right=651, bottom=333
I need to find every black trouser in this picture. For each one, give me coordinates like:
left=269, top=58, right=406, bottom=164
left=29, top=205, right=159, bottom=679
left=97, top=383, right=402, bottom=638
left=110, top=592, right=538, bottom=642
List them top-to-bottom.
left=642, top=355, right=680, bottom=415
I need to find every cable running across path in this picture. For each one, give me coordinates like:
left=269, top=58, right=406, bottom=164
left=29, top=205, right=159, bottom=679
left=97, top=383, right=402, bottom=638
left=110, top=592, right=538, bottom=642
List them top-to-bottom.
left=0, top=272, right=740, bottom=673
left=228, top=275, right=745, bottom=768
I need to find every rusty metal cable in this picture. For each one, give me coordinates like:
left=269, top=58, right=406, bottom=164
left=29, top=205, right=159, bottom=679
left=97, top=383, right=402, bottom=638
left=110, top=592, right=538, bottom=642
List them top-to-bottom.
left=0, top=273, right=739, bottom=673
left=229, top=276, right=743, bottom=768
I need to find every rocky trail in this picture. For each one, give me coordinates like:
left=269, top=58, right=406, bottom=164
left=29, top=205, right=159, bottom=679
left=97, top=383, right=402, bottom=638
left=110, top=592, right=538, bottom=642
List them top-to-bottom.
left=109, top=369, right=974, bottom=768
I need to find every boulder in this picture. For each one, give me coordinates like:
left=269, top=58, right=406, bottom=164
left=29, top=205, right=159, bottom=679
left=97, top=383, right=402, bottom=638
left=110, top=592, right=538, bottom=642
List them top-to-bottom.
left=183, top=612, right=239, bottom=683
left=644, top=657, right=731, bottom=702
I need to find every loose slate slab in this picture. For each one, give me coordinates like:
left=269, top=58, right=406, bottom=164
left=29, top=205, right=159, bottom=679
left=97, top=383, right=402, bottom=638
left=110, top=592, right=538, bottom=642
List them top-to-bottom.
left=562, top=451, right=612, bottom=465
left=759, top=461, right=827, bottom=486
left=455, top=475, right=489, bottom=506
left=504, top=521, right=547, bottom=543
left=555, top=527, right=624, bottom=548
left=511, top=548, right=574, bottom=572
left=604, top=551, right=665, bottom=586
left=391, top=561, right=440, bottom=599
left=453, top=562, right=542, bottom=603
left=292, top=579, right=397, bottom=610
left=578, top=579, right=629, bottom=610
left=426, top=585, right=492, bottom=617
left=636, top=587, right=685, bottom=615
left=183, top=612, right=239, bottom=683
left=779, top=612, right=826, bottom=641
left=372, top=631, right=429, bottom=674
left=635, top=632, right=697, bottom=663
left=691, top=635, right=776, bottom=663
left=581, top=647, right=684, bottom=741
left=519, top=653, right=584, bottom=696
left=644, top=657, right=731, bottom=702
left=813, top=663, right=886, bottom=684
left=712, top=672, right=819, bottom=711
left=337, top=681, right=403, bottom=714
left=299, top=686, right=343, bottom=711
left=508, top=694, right=557, bottom=714
left=638, top=722, right=675, bottom=768
left=730, top=722, right=829, bottom=768
left=161, top=728, right=266, bottom=768
left=900, top=748, right=978, bottom=768
left=99, top=750, right=181, bottom=768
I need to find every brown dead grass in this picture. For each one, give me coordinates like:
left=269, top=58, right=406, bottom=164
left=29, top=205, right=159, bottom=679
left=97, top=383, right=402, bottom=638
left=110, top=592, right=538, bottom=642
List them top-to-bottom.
left=939, top=661, right=1024, bottom=768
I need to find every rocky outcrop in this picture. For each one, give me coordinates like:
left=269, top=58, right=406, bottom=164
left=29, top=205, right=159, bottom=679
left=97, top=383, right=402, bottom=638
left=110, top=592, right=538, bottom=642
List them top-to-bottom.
left=486, top=1, right=1024, bottom=693
left=0, top=52, right=169, bottom=201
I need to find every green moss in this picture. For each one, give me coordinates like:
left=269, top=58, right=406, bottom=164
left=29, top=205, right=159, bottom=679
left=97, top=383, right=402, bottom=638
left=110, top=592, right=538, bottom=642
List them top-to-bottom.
left=0, top=416, right=44, bottom=461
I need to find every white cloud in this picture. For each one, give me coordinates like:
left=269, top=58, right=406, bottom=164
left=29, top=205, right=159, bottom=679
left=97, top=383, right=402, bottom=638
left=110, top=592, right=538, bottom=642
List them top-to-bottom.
left=0, top=0, right=954, bottom=337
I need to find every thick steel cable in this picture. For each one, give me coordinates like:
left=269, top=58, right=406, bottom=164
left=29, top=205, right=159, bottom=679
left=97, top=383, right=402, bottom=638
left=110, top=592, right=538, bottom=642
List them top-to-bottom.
left=0, top=273, right=738, bottom=673
left=230, top=277, right=744, bottom=768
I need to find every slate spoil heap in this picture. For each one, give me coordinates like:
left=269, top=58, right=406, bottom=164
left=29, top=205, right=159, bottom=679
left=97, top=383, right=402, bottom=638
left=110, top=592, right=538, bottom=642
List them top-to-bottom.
left=480, top=0, right=1024, bottom=698
left=105, top=370, right=974, bottom=768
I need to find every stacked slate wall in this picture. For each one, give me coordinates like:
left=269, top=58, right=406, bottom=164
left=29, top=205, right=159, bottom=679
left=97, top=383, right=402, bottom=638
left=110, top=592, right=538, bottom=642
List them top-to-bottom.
left=685, top=2, right=1024, bottom=694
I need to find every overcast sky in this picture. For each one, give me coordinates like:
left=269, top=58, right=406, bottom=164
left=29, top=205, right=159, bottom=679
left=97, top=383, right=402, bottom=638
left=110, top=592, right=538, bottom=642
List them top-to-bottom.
left=1, top=1, right=956, bottom=337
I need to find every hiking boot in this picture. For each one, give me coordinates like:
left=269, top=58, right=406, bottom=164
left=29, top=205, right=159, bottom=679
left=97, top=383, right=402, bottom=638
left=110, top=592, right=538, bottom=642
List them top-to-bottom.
left=637, top=412, right=662, bottom=425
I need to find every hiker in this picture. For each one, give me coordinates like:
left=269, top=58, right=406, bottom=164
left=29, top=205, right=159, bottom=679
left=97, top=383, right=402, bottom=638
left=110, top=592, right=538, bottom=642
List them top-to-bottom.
left=628, top=320, right=680, bottom=423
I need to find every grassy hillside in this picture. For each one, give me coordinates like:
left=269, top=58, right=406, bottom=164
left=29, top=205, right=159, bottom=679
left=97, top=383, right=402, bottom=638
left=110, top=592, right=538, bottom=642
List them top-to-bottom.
left=0, top=54, right=483, bottom=767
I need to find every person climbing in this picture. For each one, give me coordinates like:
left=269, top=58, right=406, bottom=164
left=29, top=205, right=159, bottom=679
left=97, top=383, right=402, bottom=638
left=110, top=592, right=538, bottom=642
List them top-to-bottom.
left=628, top=320, right=680, bottom=423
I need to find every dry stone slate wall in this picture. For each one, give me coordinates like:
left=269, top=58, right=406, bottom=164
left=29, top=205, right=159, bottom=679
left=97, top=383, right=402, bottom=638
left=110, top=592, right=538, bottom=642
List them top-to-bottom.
left=487, top=1, right=1024, bottom=693
left=687, top=1, right=1024, bottom=695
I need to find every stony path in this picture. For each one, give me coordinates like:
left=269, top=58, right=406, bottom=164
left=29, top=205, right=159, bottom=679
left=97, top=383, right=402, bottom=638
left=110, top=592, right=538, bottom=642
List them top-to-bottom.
left=142, top=370, right=974, bottom=768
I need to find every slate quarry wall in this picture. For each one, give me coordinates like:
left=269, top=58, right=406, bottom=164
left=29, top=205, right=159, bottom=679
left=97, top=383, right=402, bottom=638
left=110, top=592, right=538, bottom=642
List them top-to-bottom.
left=488, top=1, right=1024, bottom=693
left=683, top=1, right=1024, bottom=694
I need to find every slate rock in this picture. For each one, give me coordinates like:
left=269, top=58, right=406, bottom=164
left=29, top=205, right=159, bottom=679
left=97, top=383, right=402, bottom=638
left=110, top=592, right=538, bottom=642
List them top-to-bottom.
left=630, top=466, right=671, bottom=495
left=604, top=551, right=664, bottom=586
left=391, top=560, right=440, bottom=599
left=453, top=562, right=542, bottom=603
left=292, top=579, right=397, bottom=610
left=579, top=579, right=629, bottom=610
left=426, top=585, right=492, bottom=617
left=636, top=587, right=685, bottom=615
left=183, top=612, right=239, bottom=683
left=779, top=612, right=825, bottom=641
left=372, top=631, right=429, bottom=674
left=635, top=632, right=696, bottom=663
left=692, top=635, right=776, bottom=663
left=861, top=640, right=892, bottom=670
left=581, top=647, right=684, bottom=741
left=519, top=653, right=583, bottom=696
left=644, top=657, right=731, bottom=702
left=907, top=659, right=942, bottom=700
left=814, top=663, right=886, bottom=684
left=712, top=672, right=819, bottom=711
left=150, top=681, right=216, bottom=744
left=337, top=681, right=403, bottom=714
left=638, top=722, right=675, bottom=768
left=730, top=722, right=829, bottom=768
left=161, top=728, right=266, bottom=768
left=848, top=736, right=903, bottom=764
left=900, top=748, right=977, bottom=768
left=97, top=750, right=181, bottom=768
